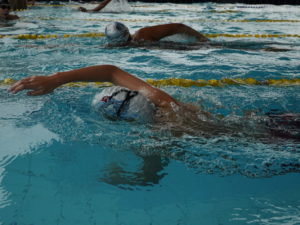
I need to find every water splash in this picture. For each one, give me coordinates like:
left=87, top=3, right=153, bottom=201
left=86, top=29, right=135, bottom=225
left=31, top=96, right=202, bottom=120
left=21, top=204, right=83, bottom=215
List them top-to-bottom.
left=101, top=0, right=131, bottom=13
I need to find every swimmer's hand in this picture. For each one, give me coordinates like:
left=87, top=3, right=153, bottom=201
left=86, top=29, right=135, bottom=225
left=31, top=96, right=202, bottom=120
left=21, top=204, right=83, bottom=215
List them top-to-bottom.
left=78, top=7, right=88, bottom=12
left=9, top=76, right=59, bottom=96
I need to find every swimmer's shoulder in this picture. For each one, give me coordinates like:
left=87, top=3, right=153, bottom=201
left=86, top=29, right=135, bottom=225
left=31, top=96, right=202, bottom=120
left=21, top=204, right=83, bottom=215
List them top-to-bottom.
left=132, top=26, right=157, bottom=42
left=140, top=86, right=180, bottom=111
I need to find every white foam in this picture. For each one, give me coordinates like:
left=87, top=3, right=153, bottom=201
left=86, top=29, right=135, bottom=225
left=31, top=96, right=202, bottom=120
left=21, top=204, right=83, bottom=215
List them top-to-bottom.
left=101, top=0, right=131, bottom=13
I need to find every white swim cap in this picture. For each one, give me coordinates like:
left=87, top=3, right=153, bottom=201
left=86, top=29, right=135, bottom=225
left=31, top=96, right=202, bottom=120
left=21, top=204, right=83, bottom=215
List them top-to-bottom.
left=105, top=22, right=130, bottom=44
left=92, top=86, right=155, bottom=122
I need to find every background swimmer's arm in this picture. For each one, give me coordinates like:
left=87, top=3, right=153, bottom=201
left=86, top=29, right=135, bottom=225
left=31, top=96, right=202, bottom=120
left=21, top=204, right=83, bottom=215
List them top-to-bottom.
left=28, top=0, right=35, bottom=5
left=78, top=0, right=112, bottom=12
left=134, top=23, right=209, bottom=42
left=9, top=65, right=178, bottom=108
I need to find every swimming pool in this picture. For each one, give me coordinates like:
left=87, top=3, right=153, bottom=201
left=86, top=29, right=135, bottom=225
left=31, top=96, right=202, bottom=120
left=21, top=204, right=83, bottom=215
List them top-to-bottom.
left=0, top=1, right=300, bottom=224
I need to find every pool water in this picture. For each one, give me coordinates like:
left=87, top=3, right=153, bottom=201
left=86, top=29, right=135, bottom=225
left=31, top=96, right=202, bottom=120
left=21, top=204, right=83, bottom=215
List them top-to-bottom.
left=0, top=1, right=300, bottom=225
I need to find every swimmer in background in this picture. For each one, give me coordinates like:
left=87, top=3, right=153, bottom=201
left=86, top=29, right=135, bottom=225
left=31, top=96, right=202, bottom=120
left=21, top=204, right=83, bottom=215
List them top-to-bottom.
left=78, top=0, right=114, bottom=12
left=0, top=1, right=19, bottom=20
left=104, top=22, right=291, bottom=52
left=105, top=22, right=209, bottom=45
left=8, top=64, right=299, bottom=140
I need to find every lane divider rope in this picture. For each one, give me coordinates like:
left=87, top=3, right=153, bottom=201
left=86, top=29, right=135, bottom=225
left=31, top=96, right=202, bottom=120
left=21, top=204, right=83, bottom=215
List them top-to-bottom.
left=27, top=3, right=300, bottom=16
left=29, top=4, right=257, bottom=13
left=29, top=4, right=236, bottom=12
left=23, top=17, right=300, bottom=23
left=0, top=32, right=105, bottom=39
left=1, top=77, right=299, bottom=88
left=146, top=77, right=300, bottom=87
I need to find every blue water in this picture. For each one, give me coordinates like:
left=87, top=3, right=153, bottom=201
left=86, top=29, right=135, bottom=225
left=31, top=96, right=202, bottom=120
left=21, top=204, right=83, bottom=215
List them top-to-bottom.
left=0, top=1, right=300, bottom=225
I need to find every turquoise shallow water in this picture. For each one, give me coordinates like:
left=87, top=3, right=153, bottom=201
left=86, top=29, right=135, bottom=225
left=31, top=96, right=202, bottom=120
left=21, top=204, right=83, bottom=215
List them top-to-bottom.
left=0, top=1, right=300, bottom=225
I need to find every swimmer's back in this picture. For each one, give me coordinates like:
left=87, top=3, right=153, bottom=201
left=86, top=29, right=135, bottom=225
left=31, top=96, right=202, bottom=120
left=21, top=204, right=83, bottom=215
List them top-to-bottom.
left=133, top=23, right=208, bottom=42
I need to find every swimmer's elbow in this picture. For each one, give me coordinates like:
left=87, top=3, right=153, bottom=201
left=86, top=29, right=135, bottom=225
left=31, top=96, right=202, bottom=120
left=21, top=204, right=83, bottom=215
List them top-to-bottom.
left=169, top=23, right=185, bottom=27
left=173, top=23, right=188, bottom=30
left=177, top=23, right=186, bottom=27
left=103, top=64, right=120, bottom=72
left=103, top=64, right=120, bottom=74
left=106, top=65, right=128, bottom=83
left=150, top=87, right=178, bottom=108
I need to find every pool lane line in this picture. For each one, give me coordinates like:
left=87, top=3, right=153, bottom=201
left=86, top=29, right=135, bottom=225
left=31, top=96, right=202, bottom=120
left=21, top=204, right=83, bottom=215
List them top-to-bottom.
left=26, top=3, right=300, bottom=15
left=32, top=3, right=280, bottom=15
left=26, top=4, right=258, bottom=13
left=27, top=4, right=175, bottom=12
left=23, top=17, right=300, bottom=23
left=0, top=32, right=299, bottom=40
left=0, top=33, right=106, bottom=39
left=205, top=34, right=300, bottom=38
left=1, top=78, right=300, bottom=88
left=146, top=78, right=300, bottom=87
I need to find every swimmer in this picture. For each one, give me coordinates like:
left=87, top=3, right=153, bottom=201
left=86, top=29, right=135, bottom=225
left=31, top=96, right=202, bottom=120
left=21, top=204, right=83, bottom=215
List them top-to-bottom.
left=0, top=0, right=19, bottom=20
left=78, top=0, right=113, bottom=12
left=104, top=22, right=209, bottom=45
left=104, top=22, right=292, bottom=52
left=8, top=64, right=214, bottom=127
left=8, top=65, right=299, bottom=140
left=9, top=65, right=178, bottom=111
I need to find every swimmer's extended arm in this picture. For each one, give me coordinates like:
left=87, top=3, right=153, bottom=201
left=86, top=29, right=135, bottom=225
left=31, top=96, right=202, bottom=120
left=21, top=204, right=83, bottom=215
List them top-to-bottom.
left=78, top=0, right=112, bottom=12
left=133, top=23, right=209, bottom=42
left=9, top=65, right=177, bottom=108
